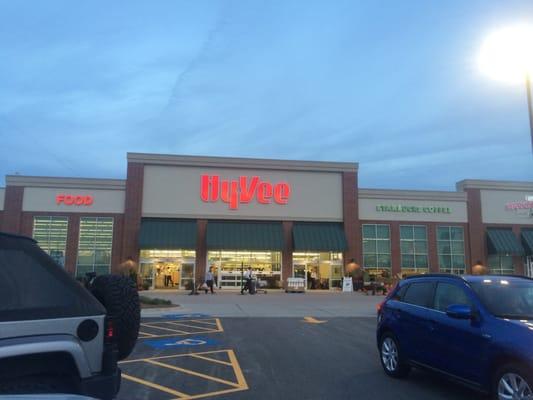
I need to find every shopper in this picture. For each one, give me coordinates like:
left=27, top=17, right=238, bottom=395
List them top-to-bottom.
left=205, top=267, right=215, bottom=294
left=241, top=267, right=253, bottom=294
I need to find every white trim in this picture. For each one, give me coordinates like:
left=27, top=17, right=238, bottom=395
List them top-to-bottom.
left=128, top=152, right=357, bottom=172
left=6, top=176, right=125, bottom=190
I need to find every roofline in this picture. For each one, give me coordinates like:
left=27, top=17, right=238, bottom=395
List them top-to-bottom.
left=127, top=152, right=358, bottom=173
left=5, top=176, right=126, bottom=190
left=457, top=179, right=533, bottom=191
left=359, top=188, right=467, bottom=201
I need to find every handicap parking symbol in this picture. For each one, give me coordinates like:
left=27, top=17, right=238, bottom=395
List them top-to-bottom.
left=161, top=313, right=211, bottom=320
left=144, top=336, right=220, bottom=350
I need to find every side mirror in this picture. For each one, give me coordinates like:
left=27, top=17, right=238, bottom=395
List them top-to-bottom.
left=445, top=304, right=472, bottom=319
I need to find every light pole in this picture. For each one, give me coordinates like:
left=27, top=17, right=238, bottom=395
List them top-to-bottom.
left=478, top=24, right=533, bottom=156
left=526, top=73, right=533, bottom=153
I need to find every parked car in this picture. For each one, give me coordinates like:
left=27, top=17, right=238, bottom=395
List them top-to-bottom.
left=0, top=232, right=141, bottom=399
left=377, top=273, right=533, bottom=400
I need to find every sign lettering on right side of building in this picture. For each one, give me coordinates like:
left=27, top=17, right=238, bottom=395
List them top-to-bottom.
left=376, top=205, right=452, bottom=214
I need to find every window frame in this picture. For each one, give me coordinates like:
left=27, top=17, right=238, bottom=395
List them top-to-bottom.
left=32, top=216, right=69, bottom=267
left=76, top=217, right=114, bottom=277
left=362, top=224, right=391, bottom=272
left=400, top=225, right=429, bottom=273
left=437, top=226, right=466, bottom=274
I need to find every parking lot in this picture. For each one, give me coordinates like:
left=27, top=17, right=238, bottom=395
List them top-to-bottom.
left=118, top=313, right=485, bottom=400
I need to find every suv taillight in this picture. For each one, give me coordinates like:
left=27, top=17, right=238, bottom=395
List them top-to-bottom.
left=105, top=317, right=115, bottom=343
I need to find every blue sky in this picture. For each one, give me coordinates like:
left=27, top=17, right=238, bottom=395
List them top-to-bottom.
left=1, top=0, right=532, bottom=190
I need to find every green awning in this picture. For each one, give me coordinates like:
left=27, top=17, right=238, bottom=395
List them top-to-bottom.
left=139, top=219, right=197, bottom=250
left=206, top=221, right=283, bottom=251
left=293, top=222, right=347, bottom=252
left=486, top=228, right=524, bottom=256
left=522, top=229, right=533, bottom=255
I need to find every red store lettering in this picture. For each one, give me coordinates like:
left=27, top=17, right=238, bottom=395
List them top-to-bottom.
left=200, top=175, right=291, bottom=209
left=56, top=194, right=94, bottom=206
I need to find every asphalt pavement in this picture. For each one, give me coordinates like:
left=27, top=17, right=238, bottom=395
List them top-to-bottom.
left=117, top=315, right=485, bottom=400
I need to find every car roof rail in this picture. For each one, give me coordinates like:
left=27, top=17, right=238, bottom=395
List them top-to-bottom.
left=0, top=231, right=37, bottom=243
left=403, top=273, right=466, bottom=281
left=480, top=274, right=533, bottom=281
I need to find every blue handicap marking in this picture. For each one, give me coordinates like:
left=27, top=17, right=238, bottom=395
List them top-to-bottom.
left=161, top=313, right=211, bottom=320
left=144, top=336, right=220, bottom=350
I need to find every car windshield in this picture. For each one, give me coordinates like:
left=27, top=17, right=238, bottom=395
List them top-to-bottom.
left=471, top=279, right=533, bottom=320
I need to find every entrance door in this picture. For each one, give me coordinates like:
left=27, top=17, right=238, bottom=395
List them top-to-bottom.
left=526, top=257, right=533, bottom=278
left=181, top=263, right=194, bottom=290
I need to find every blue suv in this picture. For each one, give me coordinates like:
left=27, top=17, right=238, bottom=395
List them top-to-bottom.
left=377, top=274, right=533, bottom=400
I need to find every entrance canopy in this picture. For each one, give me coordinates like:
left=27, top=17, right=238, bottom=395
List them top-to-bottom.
left=139, top=218, right=197, bottom=250
left=207, top=221, right=283, bottom=251
left=293, top=222, right=347, bottom=252
left=486, top=228, right=524, bottom=256
left=522, top=229, right=533, bottom=255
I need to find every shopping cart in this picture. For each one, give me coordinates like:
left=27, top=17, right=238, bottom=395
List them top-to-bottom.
left=255, top=278, right=268, bottom=294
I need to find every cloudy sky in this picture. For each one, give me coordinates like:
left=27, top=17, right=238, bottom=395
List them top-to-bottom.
left=1, top=0, right=533, bottom=189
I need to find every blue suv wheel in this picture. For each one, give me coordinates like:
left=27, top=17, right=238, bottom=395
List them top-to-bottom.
left=379, top=332, right=410, bottom=378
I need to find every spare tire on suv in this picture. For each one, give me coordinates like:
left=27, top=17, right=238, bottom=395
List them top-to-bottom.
left=90, top=275, right=140, bottom=360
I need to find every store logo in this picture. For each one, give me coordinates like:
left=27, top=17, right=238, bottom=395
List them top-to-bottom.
left=200, top=175, right=291, bottom=210
left=56, top=194, right=94, bottom=206
left=505, top=195, right=533, bottom=218
left=376, top=204, right=451, bottom=214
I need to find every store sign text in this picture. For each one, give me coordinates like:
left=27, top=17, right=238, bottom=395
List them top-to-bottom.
left=200, top=175, right=291, bottom=210
left=56, top=194, right=94, bottom=206
left=505, top=201, right=533, bottom=210
left=376, top=205, right=451, bottom=214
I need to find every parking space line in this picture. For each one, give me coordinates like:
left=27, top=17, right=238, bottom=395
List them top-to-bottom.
left=215, top=318, right=224, bottom=333
left=184, top=319, right=218, bottom=326
left=162, top=321, right=219, bottom=331
left=141, top=323, right=191, bottom=334
left=138, top=331, right=157, bottom=337
left=121, top=349, right=231, bottom=364
left=227, top=350, right=248, bottom=389
left=188, top=354, right=233, bottom=366
left=144, top=359, right=241, bottom=388
left=121, top=373, right=189, bottom=398
left=184, top=387, right=248, bottom=400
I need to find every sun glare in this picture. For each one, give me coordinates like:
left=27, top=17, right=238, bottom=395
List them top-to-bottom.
left=478, top=24, right=533, bottom=84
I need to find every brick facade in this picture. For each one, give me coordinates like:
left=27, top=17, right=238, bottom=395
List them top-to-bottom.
left=122, top=162, right=144, bottom=265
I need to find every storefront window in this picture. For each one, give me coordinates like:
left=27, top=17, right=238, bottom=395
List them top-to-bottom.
left=33, top=216, right=68, bottom=267
left=76, top=217, right=113, bottom=277
left=362, top=224, right=391, bottom=277
left=400, top=225, right=428, bottom=275
left=437, top=226, right=465, bottom=274
left=139, top=249, right=195, bottom=290
left=208, top=250, right=281, bottom=289
left=293, top=252, right=343, bottom=290
left=488, top=255, right=514, bottom=275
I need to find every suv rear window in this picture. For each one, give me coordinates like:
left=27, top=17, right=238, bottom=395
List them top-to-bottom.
left=0, top=235, right=105, bottom=322
left=402, top=282, right=434, bottom=308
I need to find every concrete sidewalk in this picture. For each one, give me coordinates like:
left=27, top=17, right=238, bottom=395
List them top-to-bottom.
left=140, top=290, right=383, bottom=318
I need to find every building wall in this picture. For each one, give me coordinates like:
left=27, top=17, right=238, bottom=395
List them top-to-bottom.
left=142, top=165, right=344, bottom=221
left=22, top=187, right=125, bottom=214
left=480, top=190, right=533, bottom=225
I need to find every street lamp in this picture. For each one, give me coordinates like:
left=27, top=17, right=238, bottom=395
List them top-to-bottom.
left=478, top=24, right=533, bottom=155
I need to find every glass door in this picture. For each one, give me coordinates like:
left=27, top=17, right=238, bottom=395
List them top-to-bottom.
left=526, top=257, right=533, bottom=278
left=181, top=262, right=195, bottom=290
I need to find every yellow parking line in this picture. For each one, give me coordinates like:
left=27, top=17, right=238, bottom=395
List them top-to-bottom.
left=215, top=318, right=224, bottom=333
left=184, top=319, right=218, bottom=326
left=162, top=321, right=217, bottom=331
left=141, top=323, right=190, bottom=334
left=138, top=331, right=157, bottom=337
left=120, top=349, right=231, bottom=364
left=227, top=350, right=249, bottom=389
left=188, top=353, right=233, bottom=366
left=144, top=359, right=241, bottom=388
left=122, top=373, right=189, bottom=398
left=185, top=387, right=247, bottom=400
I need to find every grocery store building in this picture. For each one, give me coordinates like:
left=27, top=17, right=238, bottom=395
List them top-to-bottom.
left=0, top=153, right=532, bottom=289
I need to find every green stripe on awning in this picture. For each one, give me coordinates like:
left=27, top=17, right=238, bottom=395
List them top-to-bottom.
left=139, top=219, right=197, bottom=250
left=206, top=221, right=283, bottom=251
left=293, top=223, right=347, bottom=252
left=486, top=228, right=524, bottom=256
left=522, top=229, right=533, bottom=255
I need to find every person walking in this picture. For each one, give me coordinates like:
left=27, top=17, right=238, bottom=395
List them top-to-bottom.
left=205, top=267, right=215, bottom=294
left=241, top=267, right=253, bottom=294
